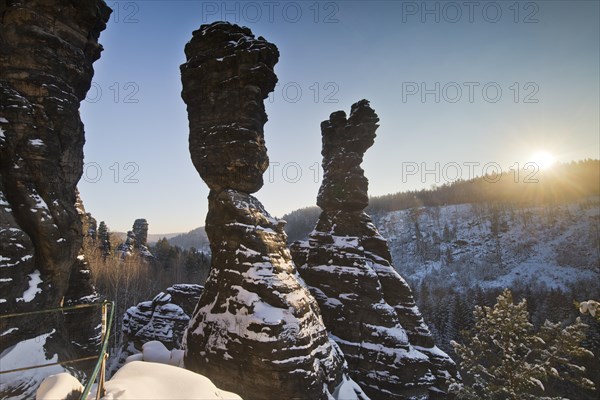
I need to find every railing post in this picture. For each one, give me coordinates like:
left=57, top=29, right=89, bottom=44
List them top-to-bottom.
left=96, top=302, right=108, bottom=400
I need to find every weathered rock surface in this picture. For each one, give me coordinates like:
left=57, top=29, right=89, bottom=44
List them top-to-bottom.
left=0, top=0, right=110, bottom=356
left=0, top=2, right=110, bottom=397
left=180, top=21, right=277, bottom=194
left=181, top=21, right=346, bottom=400
left=291, top=100, right=457, bottom=399
left=62, top=193, right=102, bottom=357
left=116, top=218, right=154, bottom=259
left=132, top=218, right=149, bottom=247
left=107, top=284, right=203, bottom=376
left=123, top=284, right=203, bottom=350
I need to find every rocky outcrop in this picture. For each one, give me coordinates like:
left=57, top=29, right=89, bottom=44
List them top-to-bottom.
left=0, top=0, right=110, bottom=359
left=181, top=22, right=346, bottom=400
left=181, top=22, right=277, bottom=195
left=291, top=100, right=457, bottom=399
left=76, top=191, right=98, bottom=241
left=62, top=192, right=102, bottom=356
left=116, top=218, right=154, bottom=259
left=132, top=218, right=149, bottom=247
left=108, top=284, right=204, bottom=376
left=123, top=284, right=204, bottom=350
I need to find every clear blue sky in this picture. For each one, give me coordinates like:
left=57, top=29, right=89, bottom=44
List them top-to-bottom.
left=79, top=0, right=600, bottom=234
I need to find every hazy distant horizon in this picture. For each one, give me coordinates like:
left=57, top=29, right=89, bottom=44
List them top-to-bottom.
left=79, top=1, right=600, bottom=233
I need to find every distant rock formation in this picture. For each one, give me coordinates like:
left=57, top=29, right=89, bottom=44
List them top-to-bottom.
left=181, top=22, right=346, bottom=399
left=291, top=100, right=457, bottom=399
left=117, top=218, right=154, bottom=259
left=132, top=218, right=149, bottom=246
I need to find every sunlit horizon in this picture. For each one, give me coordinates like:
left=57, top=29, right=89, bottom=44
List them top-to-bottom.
left=77, top=1, right=600, bottom=233
left=530, top=151, right=557, bottom=170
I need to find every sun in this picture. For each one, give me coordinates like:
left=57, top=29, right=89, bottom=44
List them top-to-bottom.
left=531, top=151, right=556, bottom=169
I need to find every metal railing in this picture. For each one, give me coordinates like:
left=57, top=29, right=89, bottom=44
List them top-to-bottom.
left=0, top=300, right=115, bottom=399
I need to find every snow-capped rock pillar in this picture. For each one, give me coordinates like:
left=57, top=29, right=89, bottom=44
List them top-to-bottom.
left=180, top=21, right=343, bottom=400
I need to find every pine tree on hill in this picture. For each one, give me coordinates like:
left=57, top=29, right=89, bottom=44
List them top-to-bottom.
left=97, top=221, right=111, bottom=258
left=451, top=288, right=595, bottom=399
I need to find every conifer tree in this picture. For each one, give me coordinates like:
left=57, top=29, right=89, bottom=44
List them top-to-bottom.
left=97, top=220, right=111, bottom=258
left=451, top=289, right=595, bottom=399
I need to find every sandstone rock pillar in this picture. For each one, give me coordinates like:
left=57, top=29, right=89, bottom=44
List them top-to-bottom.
left=181, top=22, right=344, bottom=400
left=292, top=100, right=458, bottom=399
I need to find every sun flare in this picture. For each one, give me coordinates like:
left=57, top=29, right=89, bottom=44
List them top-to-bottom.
left=531, top=151, right=556, bottom=169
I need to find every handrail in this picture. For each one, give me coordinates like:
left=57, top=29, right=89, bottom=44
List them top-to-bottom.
left=0, top=300, right=115, bottom=400
left=82, top=300, right=114, bottom=400
left=0, top=302, right=106, bottom=319
left=0, top=356, right=99, bottom=374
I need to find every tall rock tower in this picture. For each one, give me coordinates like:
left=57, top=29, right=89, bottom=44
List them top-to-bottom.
left=0, top=1, right=111, bottom=396
left=180, top=22, right=345, bottom=400
left=291, top=100, right=458, bottom=399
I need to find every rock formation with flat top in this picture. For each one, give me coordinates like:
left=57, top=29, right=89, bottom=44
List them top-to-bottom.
left=181, top=21, right=348, bottom=400
left=291, top=100, right=458, bottom=399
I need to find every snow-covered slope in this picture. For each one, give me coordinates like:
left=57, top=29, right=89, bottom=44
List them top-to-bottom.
left=373, top=198, right=599, bottom=290
left=1, top=330, right=66, bottom=399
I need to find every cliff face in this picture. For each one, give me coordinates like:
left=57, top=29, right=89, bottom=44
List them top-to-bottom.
left=0, top=0, right=110, bottom=348
left=0, top=1, right=110, bottom=397
left=180, top=22, right=345, bottom=400
left=291, top=100, right=458, bottom=399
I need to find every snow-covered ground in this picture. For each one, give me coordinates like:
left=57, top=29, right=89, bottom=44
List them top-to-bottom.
left=374, top=198, right=599, bottom=291
left=0, top=330, right=65, bottom=399
left=35, top=340, right=369, bottom=400
left=35, top=341, right=241, bottom=400
left=101, top=361, right=241, bottom=400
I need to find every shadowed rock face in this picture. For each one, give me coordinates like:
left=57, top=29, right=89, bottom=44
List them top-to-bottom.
left=0, top=0, right=110, bottom=355
left=0, top=1, right=110, bottom=397
left=180, top=21, right=278, bottom=194
left=181, top=22, right=344, bottom=400
left=318, top=99, right=378, bottom=212
left=292, top=100, right=458, bottom=399
left=133, top=218, right=149, bottom=247
left=109, top=284, right=204, bottom=375
left=123, top=284, right=203, bottom=350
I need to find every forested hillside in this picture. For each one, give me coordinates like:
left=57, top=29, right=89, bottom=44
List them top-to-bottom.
left=280, top=159, right=600, bottom=399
